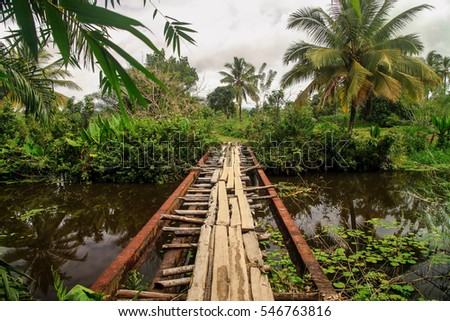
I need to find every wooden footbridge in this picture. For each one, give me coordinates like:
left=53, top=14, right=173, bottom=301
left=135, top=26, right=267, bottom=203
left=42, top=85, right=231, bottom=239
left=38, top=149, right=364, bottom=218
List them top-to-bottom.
left=91, top=144, right=337, bottom=301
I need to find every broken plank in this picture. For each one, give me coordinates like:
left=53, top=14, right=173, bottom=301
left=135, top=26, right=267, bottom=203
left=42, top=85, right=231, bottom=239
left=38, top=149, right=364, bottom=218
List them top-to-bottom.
left=161, top=214, right=204, bottom=225
left=187, top=225, right=213, bottom=301
left=211, top=225, right=230, bottom=301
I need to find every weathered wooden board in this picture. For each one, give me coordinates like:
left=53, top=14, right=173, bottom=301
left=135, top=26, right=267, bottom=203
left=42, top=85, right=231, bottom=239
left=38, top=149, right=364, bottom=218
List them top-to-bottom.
left=216, top=181, right=229, bottom=226
left=204, top=183, right=218, bottom=226
left=229, top=197, right=241, bottom=227
left=187, top=225, right=213, bottom=301
left=210, top=225, right=230, bottom=301
left=228, top=226, right=250, bottom=300
left=249, top=267, right=274, bottom=301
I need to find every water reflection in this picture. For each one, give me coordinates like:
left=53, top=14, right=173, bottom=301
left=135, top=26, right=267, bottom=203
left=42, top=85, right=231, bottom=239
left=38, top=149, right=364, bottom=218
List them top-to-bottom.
left=269, top=172, right=449, bottom=300
left=270, top=172, right=427, bottom=239
left=0, top=182, right=176, bottom=300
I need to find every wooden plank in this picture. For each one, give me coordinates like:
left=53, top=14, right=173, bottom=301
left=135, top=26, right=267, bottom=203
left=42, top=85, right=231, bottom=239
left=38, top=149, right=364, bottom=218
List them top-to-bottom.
left=219, top=166, right=228, bottom=181
left=226, top=166, right=235, bottom=190
left=210, top=168, right=220, bottom=184
left=216, top=180, right=229, bottom=226
left=204, top=183, right=218, bottom=226
left=243, top=185, right=274, bottom=192
left=187, top=188, right=212, bottom=193
left=236, top=192, right=254, bottom=231
left=179, top=196, right=209, bottom=202
left=229, top=197, right=241, bottom=227
left=180, top=202, right=208, bottom=207
left=174, top=209, right=208, bottom=215
left=161, top=214, right=204, bottom=225
left=187, top=225, right=213, bottom=301
left=211, top=225, right=230, bottom=301
left=228, top=226, right=251, bottom=300
left=162, top=227, right=201, bottom=236
left=242, top=231, right=264, bottom=266
left=162, top=243, right=198, bottom=250
left=162, top=265, right=195, bottom=277
left=249, top=267, right=274, bottom=301
left=155, top=277, right=191, bottom=288
left=116, top=290, right=186, bottom=300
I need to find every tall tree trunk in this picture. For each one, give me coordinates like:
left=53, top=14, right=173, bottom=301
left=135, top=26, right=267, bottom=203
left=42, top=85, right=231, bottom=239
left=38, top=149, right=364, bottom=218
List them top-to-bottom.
left=239, top=102, right=242, bottom=121
left=348, top=104, right=357, bottom=131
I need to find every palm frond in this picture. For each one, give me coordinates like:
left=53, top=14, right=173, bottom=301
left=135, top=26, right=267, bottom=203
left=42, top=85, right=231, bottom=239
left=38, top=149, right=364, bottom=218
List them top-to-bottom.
left=374, top=4, right=433, bottom=43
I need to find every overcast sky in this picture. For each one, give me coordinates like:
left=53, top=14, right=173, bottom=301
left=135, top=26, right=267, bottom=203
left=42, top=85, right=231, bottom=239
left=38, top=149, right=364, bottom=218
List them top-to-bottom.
left=2, top=0, right=450, bottom=100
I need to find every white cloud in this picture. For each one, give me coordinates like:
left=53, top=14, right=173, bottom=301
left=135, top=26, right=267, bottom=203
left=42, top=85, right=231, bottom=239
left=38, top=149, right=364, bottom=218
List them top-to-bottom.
left=2, top=0, right=449, bottom=100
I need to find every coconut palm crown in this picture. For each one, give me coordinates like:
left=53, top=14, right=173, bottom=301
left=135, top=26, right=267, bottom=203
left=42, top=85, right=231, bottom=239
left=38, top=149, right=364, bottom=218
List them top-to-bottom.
left=281, top=0, right=441, bottom=130
left=219, top=57, right=259, bottom=121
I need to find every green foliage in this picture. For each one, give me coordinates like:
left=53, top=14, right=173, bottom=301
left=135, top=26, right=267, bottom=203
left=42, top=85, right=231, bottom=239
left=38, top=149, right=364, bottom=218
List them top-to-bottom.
left=282, top=0, right=440, bottom=131
left=1, top=1, right=196, bottom=120
left=207, top=86, right=236, bottom=118
left=359, top=97, right=410, bottom=128
left=431, top=116, right=450, bottom=147
left=369, top=125, right=381, bottom=139
left=312, top=220, right=447, bottom=300
left=262, top=224, right=314, bottom=293
left=0, top=259, right=33, bottom=301
left=53, top=269, right=102, bottom=301
left=123, top=270, right=150, bottom=292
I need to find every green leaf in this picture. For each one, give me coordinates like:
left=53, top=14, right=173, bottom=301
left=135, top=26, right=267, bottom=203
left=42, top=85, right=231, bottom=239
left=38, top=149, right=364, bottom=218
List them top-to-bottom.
left=11, top=0, right=39, bottom=60
left=60, top=0, right=144, bottom=29
left=350, top=0, right=362, bottom=18
left=44, top=3, right=71, bottom=64
left=65, top=137, right=81, bottom=147
left=333, top=282, right=346, bottom=289
left=65, top=285, right=102, bottom=301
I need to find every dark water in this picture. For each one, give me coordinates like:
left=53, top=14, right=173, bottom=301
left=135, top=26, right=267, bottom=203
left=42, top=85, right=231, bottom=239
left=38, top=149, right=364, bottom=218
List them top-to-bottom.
left=1, top=172, right=448, bottom=300
left=268, top=172, right=449, bottom=300
left=0, top=182, right=177, bottom=300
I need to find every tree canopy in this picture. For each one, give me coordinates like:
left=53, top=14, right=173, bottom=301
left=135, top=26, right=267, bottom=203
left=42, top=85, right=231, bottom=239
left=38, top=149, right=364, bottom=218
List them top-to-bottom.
left=0, top=0, right=196, bottom=121
left=281, top=0, right=441, bottom=130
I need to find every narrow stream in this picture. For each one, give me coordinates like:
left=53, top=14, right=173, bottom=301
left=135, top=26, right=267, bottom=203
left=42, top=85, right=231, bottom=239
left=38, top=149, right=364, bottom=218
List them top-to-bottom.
left=0, top=172, right=448, bottom=300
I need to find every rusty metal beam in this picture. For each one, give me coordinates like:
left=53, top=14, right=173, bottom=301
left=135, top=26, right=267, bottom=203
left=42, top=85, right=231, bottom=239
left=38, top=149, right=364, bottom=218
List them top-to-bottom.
left=247, top=147, right=338, bottom=301
left=90, top=151, right=210, bottom=297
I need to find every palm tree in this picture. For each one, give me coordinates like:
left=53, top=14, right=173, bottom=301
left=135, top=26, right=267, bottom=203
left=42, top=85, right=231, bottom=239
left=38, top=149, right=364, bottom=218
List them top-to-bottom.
left=0, top=0, right=196, bottom=118
left=282, top=0, right=441, bottom=131
left=0, top=44, right=55, bottom=122
left=427, top=51, right=450, bottom=92
left=219, top=57, right=259, bottom=121
left=256, top=63, right=277, bottom=110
